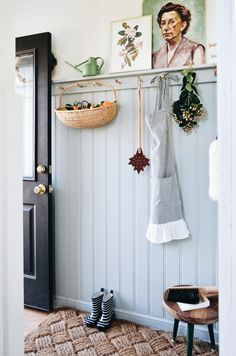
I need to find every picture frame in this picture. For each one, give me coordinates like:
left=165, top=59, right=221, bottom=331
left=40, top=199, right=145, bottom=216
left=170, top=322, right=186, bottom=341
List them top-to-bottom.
left=142, top=0, right=207, bottom=69
left=110, top=15, right=152, bottom=73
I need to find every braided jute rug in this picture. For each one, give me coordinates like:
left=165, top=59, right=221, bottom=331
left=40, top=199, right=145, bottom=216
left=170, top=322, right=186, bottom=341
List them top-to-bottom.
left=24, top=309, right=219, bottom=356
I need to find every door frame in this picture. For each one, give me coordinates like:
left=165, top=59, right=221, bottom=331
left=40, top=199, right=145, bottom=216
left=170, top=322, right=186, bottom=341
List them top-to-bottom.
left=0, top=0, right=24, bottom=354
left=217, top=0, right=236, bottom=354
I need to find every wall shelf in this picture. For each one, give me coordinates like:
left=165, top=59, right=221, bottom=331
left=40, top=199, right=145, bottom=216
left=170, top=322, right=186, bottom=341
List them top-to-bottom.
left=52, top=63, right=217, bottom=85
left=52, top=64, right=217, bottom=97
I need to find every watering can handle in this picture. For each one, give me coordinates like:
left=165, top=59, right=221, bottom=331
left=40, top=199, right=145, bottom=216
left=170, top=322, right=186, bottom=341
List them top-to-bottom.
left=95, top=57, right=104, bottom=73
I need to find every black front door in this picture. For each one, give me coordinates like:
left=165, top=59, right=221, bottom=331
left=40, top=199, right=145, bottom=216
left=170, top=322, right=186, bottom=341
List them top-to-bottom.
left=16, top=33, right=52, bottom=311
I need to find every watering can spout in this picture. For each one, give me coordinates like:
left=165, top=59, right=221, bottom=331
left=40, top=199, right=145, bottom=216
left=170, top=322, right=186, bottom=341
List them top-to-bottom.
left=65, top=60, right=84, bottom=73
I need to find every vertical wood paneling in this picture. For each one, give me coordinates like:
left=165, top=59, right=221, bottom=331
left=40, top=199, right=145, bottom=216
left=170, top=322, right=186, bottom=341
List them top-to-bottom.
left=53, top=69, right=218, bottom=333
left=197, top=83, right=217, bottom=286
left=135, top=87, right=149, bottom=315
left=119, top=89, right=135, bottom=311
left=107, top=106, right=121, bottom=306
left=177, top=115, right=199, bottom=284
left=55, top=120, right=70, bottom=297
left=93, top=125, right=107, bottom=291
left=67, top=127, right=79, bottom=299
left=79, top=128, right=94, bottom=301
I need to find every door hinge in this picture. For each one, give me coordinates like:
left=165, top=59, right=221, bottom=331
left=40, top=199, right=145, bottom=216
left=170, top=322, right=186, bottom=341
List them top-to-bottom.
left=49, top=165, right=52, bottom=174
left=49, top=185, right=53, bottom=193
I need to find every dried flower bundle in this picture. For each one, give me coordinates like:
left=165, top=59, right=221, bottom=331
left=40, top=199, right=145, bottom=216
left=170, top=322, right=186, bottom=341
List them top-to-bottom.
left=172, top=68, right=205, bottom=133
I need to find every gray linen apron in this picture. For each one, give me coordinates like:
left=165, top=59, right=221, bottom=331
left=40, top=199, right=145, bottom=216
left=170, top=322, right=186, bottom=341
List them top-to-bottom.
left=146, top=74, right=189, bottom=243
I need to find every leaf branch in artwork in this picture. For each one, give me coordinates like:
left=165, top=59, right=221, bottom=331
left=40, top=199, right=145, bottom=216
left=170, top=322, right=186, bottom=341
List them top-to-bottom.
left=117, top=22, right=143, bottom=69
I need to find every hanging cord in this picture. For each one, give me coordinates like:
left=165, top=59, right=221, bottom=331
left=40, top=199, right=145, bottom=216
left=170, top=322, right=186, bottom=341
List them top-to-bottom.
left=138, top=77, right=142, bottom=151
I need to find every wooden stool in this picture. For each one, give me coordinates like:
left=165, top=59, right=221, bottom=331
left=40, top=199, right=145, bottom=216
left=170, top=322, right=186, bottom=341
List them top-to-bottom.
left=163, top=289, right=218, bottom=356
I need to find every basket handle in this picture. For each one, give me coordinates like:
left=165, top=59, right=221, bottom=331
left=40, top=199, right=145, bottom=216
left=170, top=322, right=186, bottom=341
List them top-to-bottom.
left=58, top=80, right=117, bottom=108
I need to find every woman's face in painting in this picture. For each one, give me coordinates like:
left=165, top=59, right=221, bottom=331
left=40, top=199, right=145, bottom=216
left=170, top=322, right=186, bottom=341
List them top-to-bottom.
left=160, top=10, right=187, bottom=44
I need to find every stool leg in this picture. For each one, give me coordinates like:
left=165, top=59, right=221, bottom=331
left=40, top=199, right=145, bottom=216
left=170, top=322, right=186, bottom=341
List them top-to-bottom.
left=172, top=319, right=179, bottom=342
left=186, top=323, right=194, bottom=356
left=208, top=324, right=216, bottom=351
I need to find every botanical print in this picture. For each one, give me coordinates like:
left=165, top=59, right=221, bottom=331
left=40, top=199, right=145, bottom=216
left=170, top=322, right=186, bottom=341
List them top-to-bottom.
left=142, top=0, right=206, bottom=69
left=110, top=16, right=152, bottom=73
left=117, top=22, right=143, bottom=69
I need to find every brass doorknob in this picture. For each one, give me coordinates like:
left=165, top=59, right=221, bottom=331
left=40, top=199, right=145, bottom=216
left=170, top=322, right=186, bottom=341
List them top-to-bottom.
left=37, top=164, right=46, bottom=174
left=34, top=184, right=47, bottom=195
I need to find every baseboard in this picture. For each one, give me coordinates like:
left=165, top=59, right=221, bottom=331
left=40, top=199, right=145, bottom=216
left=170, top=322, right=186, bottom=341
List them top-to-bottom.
left=53, top=295, right=219, bottom=344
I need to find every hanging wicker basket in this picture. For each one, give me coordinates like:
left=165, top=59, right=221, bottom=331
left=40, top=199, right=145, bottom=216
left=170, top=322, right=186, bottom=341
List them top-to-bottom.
left=55, top=80, right=118, bottom=128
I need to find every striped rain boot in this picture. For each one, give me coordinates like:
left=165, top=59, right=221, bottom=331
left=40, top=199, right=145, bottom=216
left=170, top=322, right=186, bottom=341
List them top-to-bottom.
left=85, top=288, right=105, bottom=327
left=97, top=290, right=114, bottom=331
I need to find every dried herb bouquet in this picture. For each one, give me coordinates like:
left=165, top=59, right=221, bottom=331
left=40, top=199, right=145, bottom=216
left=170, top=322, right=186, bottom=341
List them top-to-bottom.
left=172, top=68, right=205, bottom=133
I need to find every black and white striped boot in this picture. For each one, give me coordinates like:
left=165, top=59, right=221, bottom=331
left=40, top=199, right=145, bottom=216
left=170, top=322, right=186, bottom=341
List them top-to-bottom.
left=85, top=288, right=105, bottom=327
left=97, top=290, right=114, bottom=331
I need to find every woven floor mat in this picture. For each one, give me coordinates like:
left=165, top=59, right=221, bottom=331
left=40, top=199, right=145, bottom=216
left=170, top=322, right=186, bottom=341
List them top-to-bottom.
left=24, top=309, right=219, bottom=355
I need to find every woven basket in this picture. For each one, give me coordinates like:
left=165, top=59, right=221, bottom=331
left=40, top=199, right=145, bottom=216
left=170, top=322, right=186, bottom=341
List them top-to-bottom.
left=55, top=80, right=118, bottom=128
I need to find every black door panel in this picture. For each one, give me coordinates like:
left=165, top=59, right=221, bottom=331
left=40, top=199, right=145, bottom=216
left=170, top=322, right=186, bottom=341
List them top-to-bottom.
left=16, top=33, right=52, bottom=311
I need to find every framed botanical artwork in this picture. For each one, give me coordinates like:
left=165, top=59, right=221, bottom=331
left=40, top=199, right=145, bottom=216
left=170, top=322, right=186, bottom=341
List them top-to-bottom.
left=142, top=0, right=208, bottom=69
left=110, top=15, right=152, bottom=73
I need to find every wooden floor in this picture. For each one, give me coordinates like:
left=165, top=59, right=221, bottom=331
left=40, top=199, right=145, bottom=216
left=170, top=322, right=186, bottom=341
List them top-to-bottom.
left=24, top=307, right=49, bottom=336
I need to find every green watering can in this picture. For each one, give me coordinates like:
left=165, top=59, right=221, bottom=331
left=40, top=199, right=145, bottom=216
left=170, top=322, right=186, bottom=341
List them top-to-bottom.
left=65, top=57, right=104, bottom=77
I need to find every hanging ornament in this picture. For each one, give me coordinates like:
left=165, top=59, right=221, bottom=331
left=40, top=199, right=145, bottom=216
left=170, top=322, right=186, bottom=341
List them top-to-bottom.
left=129, top=78, right=149, bottom=174
left=129, top=147, right=150, bottom=174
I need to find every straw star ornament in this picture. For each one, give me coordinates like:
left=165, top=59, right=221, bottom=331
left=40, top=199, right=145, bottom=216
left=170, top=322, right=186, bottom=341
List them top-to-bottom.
left=129, top=148, right=149, bottom=173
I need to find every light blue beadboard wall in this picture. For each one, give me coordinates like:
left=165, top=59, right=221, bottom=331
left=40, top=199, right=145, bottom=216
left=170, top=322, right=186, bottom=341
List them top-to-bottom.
left=52, top=66, right=218, bottom=340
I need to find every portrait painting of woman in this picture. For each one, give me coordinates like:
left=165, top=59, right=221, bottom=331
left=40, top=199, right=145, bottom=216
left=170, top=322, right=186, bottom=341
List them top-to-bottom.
left=143, top=0, right=206, bottom=69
